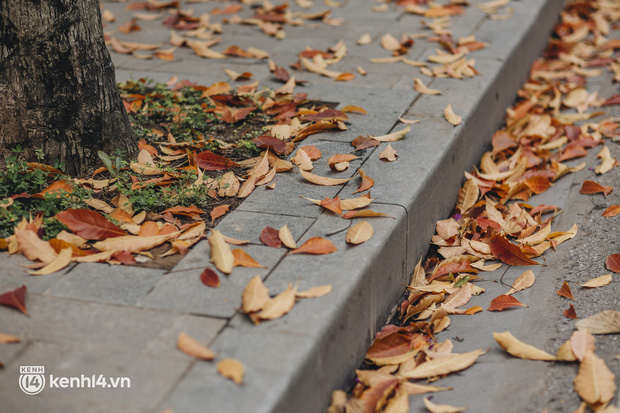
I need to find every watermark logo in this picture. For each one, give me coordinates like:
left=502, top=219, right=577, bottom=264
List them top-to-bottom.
left=19, top=366, right=46, bottom=395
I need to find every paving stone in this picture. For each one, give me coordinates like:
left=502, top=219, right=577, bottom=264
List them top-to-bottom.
left=0, top=253, right=68, bottom=294
left=44, top=264, right=166, bottom=306
left=0, top=295, right=177, bottom=353
left=145, top=314, right=226, bottom=360
left=0, top=341, right=188, bottom=410
left=0, top=389, right=85, bottom=413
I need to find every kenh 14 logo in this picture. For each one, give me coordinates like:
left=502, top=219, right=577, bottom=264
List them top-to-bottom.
left=19, top=366, right=46, bottom=395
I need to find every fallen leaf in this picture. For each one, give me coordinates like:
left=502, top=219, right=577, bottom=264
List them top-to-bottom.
left=357, top=33, right=372, bottom=45
left=414, top=78, right=441, bottom=95
left=444, top=104, right=462, bottom=126
left=341, top=105, right=368, bottom=114
left=372, top=125, right=411, bottom=142
left=379, top=144, right=399, bottom=161
left=300, top=145, right=322, bottom=160
left=194, top=150, right=238, bottom=170
left=299, top=169, right=354, bottom=186
left=354, top=169, right=374, bottom=193
left=579, top=180, right=613, bottom=197
left=321, top=196, right=344, bottom=216
left=210, top=205, right=230, bottom=222
left=603, top=205, right=620, bottom=217
left=56, top=209, right=126, bottom=240
left=344, top=210, right=393, bottom=219
left=346, top=221, right=374, bottom=245
left=278, top=225, right=297, bottom=249
left=260, top=227, right=281, bottom=248
left=15, top=228, right=57, bottom=264
left=208, top=230, right=234, bottom=274
left=93, top=232, right=177, bottom=253
left=489, top=234, right=540, bottom=266
left=290, top=237, right=337, bottom=255
left=29, top=247, right=72, bottom=275
left=232, top=249, right=264, bottom=268
left=606, top=254, right=620, bottom=273
left=200, top=268, right=220, bottom=288
left=506, top=270, right=536, bottom=294
left=580, top=273, right=612, bottom=288
left=242, top=275, right=269, bottom=313
left=557, top=281, right=574, bottom=300
left=258, top=283, right=297, bottom=320
left=0, top=285, right=28, bottom=316
left=296, top=285, right=332, bottom=298
left=488, top=295, right=528, bottom=311
left=564, top=304, right=578, bottom=319
left=576, top=311, right=620, bottom=334
left=570, top=330, right=596, bottom=361
left=494, top=331, right=555, bottom=360
left=177, top=332, right=215, bottom=360
left=0, top=333, right=20, bottom=344
left=400, top=349, right=484, bottom=379
left=573, top=351, right=616, bottom=405
left=217, top=358, right=244, bottom=385
left=423, top=397, right=467, bottom=413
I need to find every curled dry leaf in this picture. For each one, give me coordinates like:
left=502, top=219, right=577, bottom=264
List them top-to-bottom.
left=357, top=33, right=372, bottom=45
left=414, top=78, right=441, bottom=95
left=444, top=104, right=462, bottom=126
left=372, top=125, right=411, bottom=142
left=379, top=143, right=399, bottom=161
left=299, top=169, right=355, bottom=186
left=354, top=169, right=374, bottom=193
left=579, top=180, right=613, bottom=197
left=321, top=196, right=344, bottom=216
left=210, top=205, right=230, bottom=222
left=603, top=205, right=620, bottom=217
left=345, top=221, right=374, bottom=245
left=278, top=225, right=297, bottom=249
left=260, top=226, right=281, bottom=248
left=15, top=228, right=57, bottom=264
left=208, top=230, right=234, bottom=274
left=93, top=232, right=178, bottom=254
left=489, top=234, right=540, bottom=266
left=290, top=237, right=337, bottom=255
left=29, top=247, right=72, bottom=275
left=232, top=249, right=265, bottom=268
left=606, top=254, right=620, bottom=273
left=200, top=268, right=220, bottom=288
left=506, top=270, right=536, bottom=295
left=580, top=273, right=612, bottom=288
left=242, top=275, right=269, bottom=313
left=557, top=281, right=574, bottom=300
left=258, top=283, right=297, bottom=320
left=0, top=285, right=28, bottom=316
left=296, top=285, right=332, bottom=298
left=488, top=294, right=528, bottom=311
left=564, top=304, right=578, bottom=320
left=576, top=311, right=620, bottom=334
left=570, top=330, right=596, bottom=361
left=493, top=331, right=556, bottom=361
left=0, top=332, right=20, bottom=344
left=177, top=332, right=215, bottom=360
left=400, top=349, right=484, bottom=379
left=573, top=351, right=616, bottom=405
left=217, top=358, right=244, bottom=385
left=423, top=397, right=467, bottom=413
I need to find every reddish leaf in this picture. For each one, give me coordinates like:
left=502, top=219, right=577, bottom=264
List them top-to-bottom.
left=603, top=93, right=620, bottom=105
left=492, top=130, right=517, bottom=154
left=352, top=135, right=380, bottom=151
left=252, top=136, right=287, bottom=154
left=300, top=145, right=322, bottom=160
left=558, top=145, right=588, bottom=161
left=193, top=150, right=239, bottom=171
left=354, top=169, right=374, bottom=194
left=523, top=176, right=552, bottom=195
left=579, top=180, right=613, bottom=197
left=320, top=196, right=344, bottom=216
left=211, top=205, right=230, bottom=222
left=529, top=205, right=559, bottom=216
left=603, top=205, right=620, bottom=217
left=162, top=206, right=206, bottom=216
left=56, top=209, right=126, bottom=241
left=260, top=227, right=281, bottom=248
left=489, top=234, right=540, bottom=266
left=290, top=237, right=337, bottom=255
left=232, top=249, right=265, bottom=268
left=112, top=251, right=136, bottom=265
left=606, top=254, right=620, bottom=273
left=431, top=261, right=477, bottom=281
left=200, top=268, right=220, bottom=288
left=557, top=281, right=575, bottom=300
left=0, top=285, right=28, bottom=316
left=488, top=294, right=528, bottom=311
left=564, top=304, right=578, bottom=319
left=366, top=332, right=413, bottom=361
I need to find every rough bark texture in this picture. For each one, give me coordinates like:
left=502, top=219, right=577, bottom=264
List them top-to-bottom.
left=0, top=0, right=137, bottom=176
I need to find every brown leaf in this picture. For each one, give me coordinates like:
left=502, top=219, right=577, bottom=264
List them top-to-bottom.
left=335, top=72, right=355, bottom=81
left=414, top=78, right=441, bottom=95
left=444, top=104, right=462, bottom=126
left=341, top=105, right=368, bottom=114
left=372, top=125, right=410, bottom=142
left=252, top=135, right=288, bottom=154
left=351, top=135, right=380, bottom=151
left=379, top=143, right=399, bottom=161
left=300, top=145, right=322, bottom=160
left=194, top=150, right=238, bottom=170
left=328, top=154, right=358, bottom=170
left=299, top=169, right=354, bottom=186
left=354, top=169, right=374, bottom=193
left=523, top=176, right=552, bottom=195
left=580, top=180, right=613, bottom=197
left=321, top=196, right=344, bottom=216
left=210, top=205, right=230, bottom=222
left=603, top=205, right=620, bottom=217
left=56, top=209, right=126, bottom=240
left=344, top=210, right=394, bottom=219
left=346, top=221, right=374, bottom=245
left=278, top=225, right=297, bottom=249
left=260, top=227, right=281, bottom=248
left=15, top=228, right=57, bottom=264
left=208, top=230, right=234, bottom=274
left=93, top=232, right=178, bottom=253
left=489, top=234, right=540, bottom=266
left=290, top=237, right=337, bottom=255
left=29, top=247, right=72, bottom=275
left=232, top=249, right=264, bottom=268
left=606, top=254, right=620, bottom=273
left=200, top=268, right=220, bottom=288
left=506, top=270, right=536, bottom=295
left=580, top=273, right=613, bottom=288
left=242, top=275, right=269, bottom=313
left=557, top=281, right=575, bottom=300
left=258, top=283, right=297, bottom=320
left=0, top=285, right=28, bottom=316
left=296, top=285, right=332, bottom=298
left=488, top=294, right=528, bottom=311
left=564, top=304, right=578, bottom=319
left=576, top=311, right=620, bottom=334
left=570, top=330, right=596, bottom=361
left=366, top=331, right=415, bottom=365
left=493, top=331, right=556, bottom=361
left=0, top=332, right=20, bottom=344
left=177, top=332, right=215, bottom=360
left=400, top=349, right=484, bottom=379
left=573, top=351, right=616, bottom=405
left=217, top=358, right=244, bottom=385
left=423, top=397, right=467, bottom=413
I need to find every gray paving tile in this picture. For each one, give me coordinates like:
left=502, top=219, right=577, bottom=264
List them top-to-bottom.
left=0, top=253, right=69, bottom=293
left=44, top=264, right=166, bottom=306
left=0, top=389, right=85, bottom=413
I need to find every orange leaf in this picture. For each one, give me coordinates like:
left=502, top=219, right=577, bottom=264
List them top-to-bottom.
left=335, top=72, right=355, bottom=81
left=341, top=105, right=368, bottom=114
left=300, top=145, right=322, bottom=160
left=193, top=150, right=238, bottom=171
left=354, top=168, right=374, bottom=193
left=523, top=176, right=552, bottom=195
left=579, top=180, right=613, bottom=197
left=320, top=196, right=344, bottom=216
left=210, top=205, right=230, bottom=222
left=603, top=205, right=620, bottom=217
left=162, top=206, right=206, bottom=216
left=56, top=209, right=126, bottom=240
left=344, top=210, right=394, bottom=219
left=138, top=221, right=160, bottom=237
left=260, top=227, right=281, bottom=248
left=15, top=228, right=58, bottom=264
left=489, top=234, right=540, bottom=266
left=290, top=237, right=337, bottom=255
left=232, top=249, right=265, bottom=268
left=606, top=254, right=620, bottom=273
left=200, top=268, right=220, bottom=288
left=557, top=281, right=575, bottom=300
left=0, top=285, right=28, bottom=316
left=488, top=294, right=528, bottom=311
left=564, top=304, right=578, bottom=319
left=366, top=331, right=413, bottom=364
left=177, top=332, right=216, bottom=360
left=217, top=358, right=244, bottom=385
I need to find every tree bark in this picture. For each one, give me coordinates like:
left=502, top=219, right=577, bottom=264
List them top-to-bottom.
left=0, top=0, right=137, bottom=176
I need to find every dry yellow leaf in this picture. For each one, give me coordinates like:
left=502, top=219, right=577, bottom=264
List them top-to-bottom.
left=357, top=33, right=372, bottom=45
left=380, top=33, right=401, bottom=51
left=190, top=40, right=226, bottom=59
left=414, top=78, right=441, bottom=95
left=444, top=104, right=462, bottom=126
left=372, top=125, right=411, bottom=142
left=379, top=143, right=399, bottom=161
left=595, top=146, right=616, bottom=175
left=292, top=148, right=314, bottom=171
left=299, top=169, right=355, bottom=186
left=237, top=175, right=257, bottom=199
left=456, top=179, right=479, bottom=213
left=340, top=196, right=374, bottom=211
left=345, top=221, right=374, bottom=245
left=278, top=225, right=297, bottom=249
left=15, top=228, right=57, bottom=264
left=208, top=230, right=234, bottom=274
left=93, top=232, right=178, bottom=253
left=29, top=247, right=72, bottom=275
left=410, top=256, right=427, bottom=288
left=506, top=270, right=536, bottom=295
left=580, top=273, right=612, bottom=288
left=242, top=275, right=270, bottom=313
left=257, top=283, right=297, bottom=320
left=296, top=285, right=332, bottom=298
left=576, top=311, right=620, bottom=334
left=570, top=330, right=596, bottom=361
left=493, top=331, right=556, bottom=361
left=0, top=332, right=20, bottom=343
left=177, top=332, right=216, bottom=360
left=555, top=340, right=577, bottom=362
left=399, top=349, right=483, bottom=379
left=573, top=351, right=616, bottom=405
left=217, top=358, right=244, bottom=385
left=423, top=397, right=467, bottom=413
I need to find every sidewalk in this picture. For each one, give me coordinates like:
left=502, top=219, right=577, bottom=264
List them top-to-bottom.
left=0, top=1, right=580, bottom=412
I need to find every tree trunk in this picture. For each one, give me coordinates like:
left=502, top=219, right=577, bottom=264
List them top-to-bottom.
left=0, top=0, right=137, bottom=176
